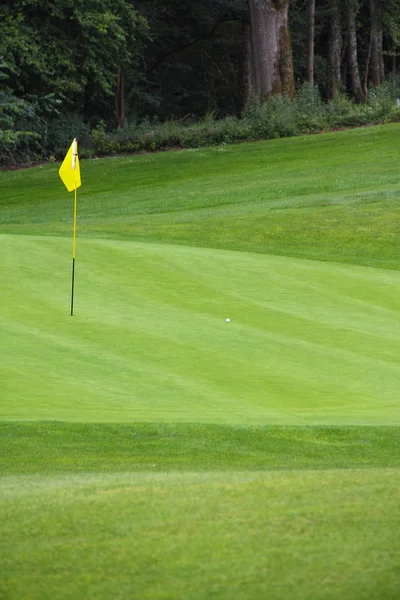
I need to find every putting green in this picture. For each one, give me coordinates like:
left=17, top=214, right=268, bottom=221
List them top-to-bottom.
left=2, top=233, right=400, bottom=424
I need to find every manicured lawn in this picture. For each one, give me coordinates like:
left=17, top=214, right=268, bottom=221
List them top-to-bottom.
left=1, top=124, right=400, bottom=599
left=1, top=124, right=400, bottom=269
left=2, top=235, right=400, bottom=424
left=2, top=423, right=400, bottom=474
left=2, top=468, right=400, bottom=600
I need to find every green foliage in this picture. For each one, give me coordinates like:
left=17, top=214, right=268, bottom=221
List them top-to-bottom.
left=0, top=0, right=148, bottom=117
left=0, top=0, right=148, bottom=164
left=3, top=0, right=400, bottom=152
left=3, top=0, right=400, bottom=165
left=137, top=0, right=247, bottom=120
left=0, top=79, right=76, bottom=164
left=4, top=79, right=400, bottom=165
left=3, top=80, right=400, bottom=166
left=80, top=81, right=400, bottom=161
left=292, top=83, right=326, bottom=131
left=0, top=88, right=40, bottom=164
left=244, top=94, right=299, bottom=139
left=40, top=113, right=90, bottom=159
left=88, top=115, right=249, bottom=156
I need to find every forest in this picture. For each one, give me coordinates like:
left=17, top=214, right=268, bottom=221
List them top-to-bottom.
left=2, top=0, right=400, bottom=164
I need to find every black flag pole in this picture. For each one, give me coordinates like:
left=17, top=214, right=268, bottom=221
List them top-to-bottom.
left=70, top=184, right=77, bottom=316
left=70, top=257, right=75, bottom=316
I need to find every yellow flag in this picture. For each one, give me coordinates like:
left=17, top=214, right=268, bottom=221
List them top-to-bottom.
left=59, top=138, right=81, bottom=192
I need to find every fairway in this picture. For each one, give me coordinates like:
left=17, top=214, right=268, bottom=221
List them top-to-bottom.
left=1, top=125, right=400, bottom=599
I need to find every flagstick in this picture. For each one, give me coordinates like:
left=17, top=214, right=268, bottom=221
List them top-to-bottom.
left=70, top=185, right=77, bottom=316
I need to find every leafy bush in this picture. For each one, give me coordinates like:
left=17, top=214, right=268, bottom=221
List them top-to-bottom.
left=3, top=76, right=400, bottom=166
left=292, top=84, right=327, bottom=132
left=0, top=88, right=79, bottom=164
left=0, top=89, right=41, bottom=164
left=244, top=94, right=299, bottom=139
left=42, top=112, right=90, bottom=159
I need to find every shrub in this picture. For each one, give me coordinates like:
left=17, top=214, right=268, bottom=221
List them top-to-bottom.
left=3, top=76, right=400, bottom=166
left=80, top=83, right=400, bottom=162
left=293, top=84, right=327, bottom=132
left=0, top=90, right=86, bottom=165
left=0, top=90, right=41, bottom=164
left=244, top=94, right=299, bottom=139
left=43, top=112, right=90, bottom=159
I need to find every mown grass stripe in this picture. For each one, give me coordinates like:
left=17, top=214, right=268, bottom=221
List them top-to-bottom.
left=2, top=235, right=400, bottom=424
left=1, top=423, right=400, bottom=474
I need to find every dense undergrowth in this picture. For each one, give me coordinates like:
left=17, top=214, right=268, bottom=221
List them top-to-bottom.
left=2, top=81, right=400, bottom=166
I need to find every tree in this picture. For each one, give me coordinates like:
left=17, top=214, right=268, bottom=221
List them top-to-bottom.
left=0, top=0, right=148, bottom=124
left=3, top=0, right=400, bottom=141
left=137, top=0, right=248, bottom=119
left=247, top=0, right=295, bottom=102
left=307, top=0, right=316, bottom=86
left=326, top=0, right=342, bottom=99
left=346, top=0, right=365, bottom=102
left=369, top=0, right=384, bottom=86
left=382, top=0, right=400, bottom=76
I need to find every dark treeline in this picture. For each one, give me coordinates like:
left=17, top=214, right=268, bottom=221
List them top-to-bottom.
left=2, top=0, right=400, bottom=163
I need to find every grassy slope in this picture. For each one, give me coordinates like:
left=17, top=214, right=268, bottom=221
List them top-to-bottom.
left=2, top=123, right=400, bottom=268
left=2, top=125, right=400, bottom=599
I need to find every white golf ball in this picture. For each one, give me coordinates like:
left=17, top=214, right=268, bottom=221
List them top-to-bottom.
left=226, top=318, right=230, bottom=323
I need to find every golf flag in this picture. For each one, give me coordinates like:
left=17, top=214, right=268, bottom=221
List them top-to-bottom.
left=59, top=138, right=81, bottom=192
left=59, top=138, right=81, bottom=316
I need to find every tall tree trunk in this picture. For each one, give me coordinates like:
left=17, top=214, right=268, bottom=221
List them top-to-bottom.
left=247, top=0, right=294, bottom=101
left=307, top=0, right=315, bottom=86
left=327, top=0, right=341, bottom=99
left=369, top=0, right=384, bottom=86
left=346, top=1, right=365, bottom=103
left=243, top=22, right=256, bottom=109
left=364, top=28, right=372, bottom=98
left=391, top=45, right=396, bottom=77
left=116, top=66, right=125, bottom=127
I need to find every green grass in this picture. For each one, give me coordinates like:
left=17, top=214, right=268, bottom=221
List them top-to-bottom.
left=2, top=123, right=400, bottom=268
left=1, top=124, right=400, bottom=599
left=2, top=235, right=400, bottom=424
left=2, top=423, right=400, bottom=474
left=2, top=469, right=400, bottom=600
